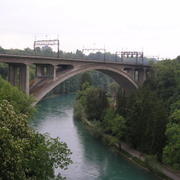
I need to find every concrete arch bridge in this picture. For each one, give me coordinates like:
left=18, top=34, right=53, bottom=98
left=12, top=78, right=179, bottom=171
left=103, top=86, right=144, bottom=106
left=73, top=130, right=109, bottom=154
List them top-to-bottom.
left=0, top=54, right=151, bottom=104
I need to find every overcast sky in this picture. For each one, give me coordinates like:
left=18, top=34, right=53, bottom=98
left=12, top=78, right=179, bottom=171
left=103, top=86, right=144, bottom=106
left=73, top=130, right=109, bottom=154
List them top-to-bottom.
left=0, top=0, right=180, bottom=58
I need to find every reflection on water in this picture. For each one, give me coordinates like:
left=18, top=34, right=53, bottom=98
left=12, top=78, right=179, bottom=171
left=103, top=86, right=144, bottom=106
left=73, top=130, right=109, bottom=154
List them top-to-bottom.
left=31, top=94, right=159, bottom=180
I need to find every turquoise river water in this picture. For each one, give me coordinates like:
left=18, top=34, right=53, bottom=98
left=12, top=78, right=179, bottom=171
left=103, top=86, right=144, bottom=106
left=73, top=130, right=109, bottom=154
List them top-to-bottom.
left=31, top=94, right=160, bottom=180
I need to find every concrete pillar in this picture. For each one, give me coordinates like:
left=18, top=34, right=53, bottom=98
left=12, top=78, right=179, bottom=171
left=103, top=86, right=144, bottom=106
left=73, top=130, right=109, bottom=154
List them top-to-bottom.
left=8, top=63, right=29, bottom=95
left=8, top=64, right=17, bottom=86
left=8, top=64, right=21, bottom=86
left=19, top=64, right=29, bottom=95
left=35, top=64, right=56, bottom=79
left=35, top=64, right=40, bottom=78
left=36, top=64, right=45, bottom=78
left=47, top=64, right=54, bottom=78
left=40, top=65, right=45, bottom=77
left=47, top=65, right=50, bottom=77
left=50, top=65, right=56, bottom=79
left=53, top=65, right=56, bottom=81
left=123, top=67, right=135, bottom=80
left=129, top=68, right=135, bottom=80
left=136, top=68, right=147, bottom=84
left=138, top=68, right=147, bottom=84
left=143, top=68, right=147, bottom=82
left=134, top=69, right=139, bottom=82
left=145, top=69, right=151, bottom=80
left=138, top=70, right=144, bottom=83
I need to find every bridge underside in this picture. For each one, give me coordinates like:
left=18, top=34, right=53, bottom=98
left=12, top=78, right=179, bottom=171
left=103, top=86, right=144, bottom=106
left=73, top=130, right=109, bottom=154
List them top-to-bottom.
left=30, top=66, right=138, bottom=104
left=98, top=70, right=137, bottom=93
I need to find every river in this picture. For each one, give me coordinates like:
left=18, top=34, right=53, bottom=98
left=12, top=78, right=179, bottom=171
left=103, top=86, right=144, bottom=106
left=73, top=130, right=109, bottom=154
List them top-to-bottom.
left=31, top=94, right=160, bottom=180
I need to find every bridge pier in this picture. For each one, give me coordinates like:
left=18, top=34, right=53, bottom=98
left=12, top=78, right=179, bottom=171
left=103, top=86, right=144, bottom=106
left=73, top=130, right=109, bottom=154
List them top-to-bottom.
left=8, top=63, right=29, bottom=94
left=8, top=63, right=18, bottom=86
left=19, top=64, right=29, bottom=95
left=35, top=64, right=56, bottom=79
left=36, top=64, right=46, bottom=78
left=53, top=65, right=57, bottom=80
left=123, top=67, right=149, bottom=84
left=123, top=68, right=135, bottom=80
left=134, top=68, right=149, bottom=84
left=129, top=69, right=135, bottom=80
left=137, top=69, right=145, bottom=83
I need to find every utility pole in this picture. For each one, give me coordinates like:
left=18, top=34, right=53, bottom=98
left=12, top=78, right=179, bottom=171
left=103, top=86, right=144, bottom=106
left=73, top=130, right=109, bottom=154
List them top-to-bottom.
left=34, top=39, right=60, bottom=57
left=82, top=48, right=106, bottom=61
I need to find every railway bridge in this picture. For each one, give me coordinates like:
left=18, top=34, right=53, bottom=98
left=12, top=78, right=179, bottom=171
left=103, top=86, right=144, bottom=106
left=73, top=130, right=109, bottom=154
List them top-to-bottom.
left=0, top=54, right=151, bottom=104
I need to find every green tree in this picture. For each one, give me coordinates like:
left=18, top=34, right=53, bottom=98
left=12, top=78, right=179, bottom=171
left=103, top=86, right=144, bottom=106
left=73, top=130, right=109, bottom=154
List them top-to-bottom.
left=41, top=46, right=54, bottom=56
left=75, top=49, right=84, bottom=58
left=146, top=58, right=180, bottom=109
left=0, top=63, right=8, bottom=79
left=80, top=72, right=92, bottom=89
left=0, top=77, right=34, bottom=116
left=108, top=82, right=119, bottom=99
left=78, top=85, right=108, bottom=121
left=85, top=87, right=108, bottom=121
left=126, top=87, right=168, bottom=159
left=115, top=88, right=127, bottom=117
left=170, top=99, right=180, bottom=113
left=0, top=100, right=72, bottom=180
left=103, top=108, right=126, bottom=138
left=170, top=109, right=180, bottom=124
left=163, top=123, right=180, bottom=170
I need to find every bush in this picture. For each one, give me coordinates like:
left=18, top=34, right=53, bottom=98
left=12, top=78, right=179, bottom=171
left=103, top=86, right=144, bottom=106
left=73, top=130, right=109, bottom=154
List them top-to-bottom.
left=0, top=77, right=34, bottom=116
left=103, top=108, right=126, bottom=138
left=163, top=123, right=180, bottom=170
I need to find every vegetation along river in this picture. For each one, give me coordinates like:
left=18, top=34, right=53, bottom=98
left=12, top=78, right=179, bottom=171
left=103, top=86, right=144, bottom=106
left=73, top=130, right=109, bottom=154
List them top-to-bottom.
left=31, top=94, right=160, bottom=180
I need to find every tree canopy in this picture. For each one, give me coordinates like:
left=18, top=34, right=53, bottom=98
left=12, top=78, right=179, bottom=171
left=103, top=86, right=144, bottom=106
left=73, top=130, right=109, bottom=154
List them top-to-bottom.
left=74, top=56, right=180, bottom=170
left=0, top=78, right=72, bottom=179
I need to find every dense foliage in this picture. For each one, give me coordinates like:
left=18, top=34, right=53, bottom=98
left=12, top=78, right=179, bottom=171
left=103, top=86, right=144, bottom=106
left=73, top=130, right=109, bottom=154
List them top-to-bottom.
left=0, top=46, right=179, bottom=170
left=74, top=57, right=180, bottom=170
left=124, top=57, right=180, bottom=166
left=146, top=57, right=180, bottom=109
left=145, top=58, right=180, bottom=168
left=0, top=63, right=8, bottom=79
left=75, top=75, right=126, bottom=139
left=0, top=77, right=34, bottom=116
left=0, top=79, right=72, bottom=180
left=77, top=83, right=109, bottom=121
left=125, top=87, right=168, bottom=159
left=103, top=108, right=126, bottom=138
left=163, top=122, right=180, bottom=169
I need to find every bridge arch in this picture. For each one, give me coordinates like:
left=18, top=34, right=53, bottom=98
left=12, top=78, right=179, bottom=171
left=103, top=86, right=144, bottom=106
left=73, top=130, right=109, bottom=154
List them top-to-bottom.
left=32, top=64, right=139, bottom=104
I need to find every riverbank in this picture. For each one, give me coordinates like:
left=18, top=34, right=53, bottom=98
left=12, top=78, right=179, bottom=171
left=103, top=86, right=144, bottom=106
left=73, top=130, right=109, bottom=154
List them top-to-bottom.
left=74, top=107, right=180, bottom=180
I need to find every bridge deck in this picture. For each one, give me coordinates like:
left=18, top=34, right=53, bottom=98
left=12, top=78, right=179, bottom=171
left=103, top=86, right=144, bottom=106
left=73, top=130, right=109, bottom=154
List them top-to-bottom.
left=0, top=54, right=151, bottom=68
